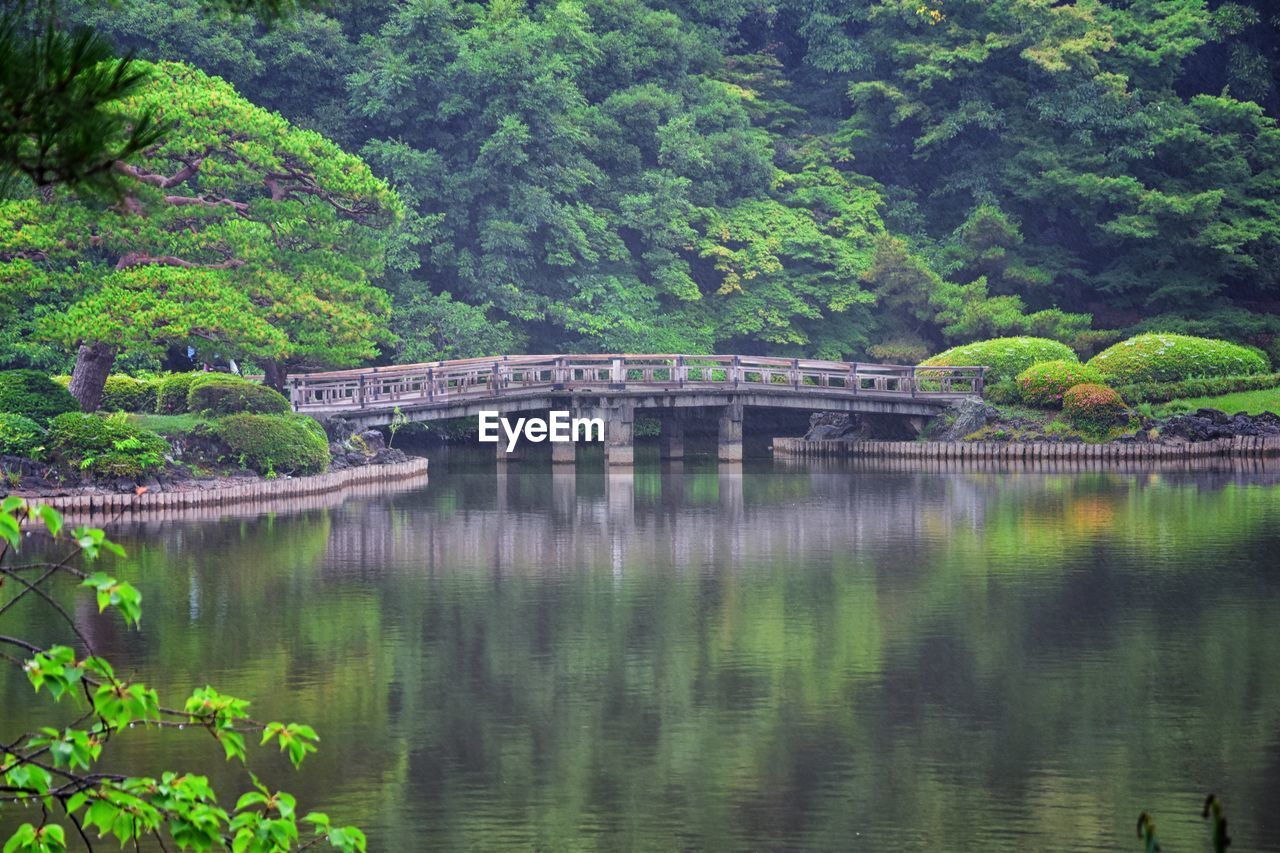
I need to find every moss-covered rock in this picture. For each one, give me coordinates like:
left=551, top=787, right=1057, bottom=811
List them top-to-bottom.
left=1087, top=334, right=1268, bottom=384
left=922, top=337, right=1078, bottom=385
left=1016, top=360, right=1106, bottom=408
left=0, top=370, right=80, bottom=424
left=213, top=413, right=330, bottom=476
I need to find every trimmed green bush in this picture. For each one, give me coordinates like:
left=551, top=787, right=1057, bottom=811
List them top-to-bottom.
left=1087, top=334, right=1268, bottom=384
left=922, top=337, right=1078, bottom=385
left=1016, top=360, right=1106, bottom=408
left=0, top=370, right=80, bottom=424
left=1114, top=372, right=1280, bottom=405
left=155, top=373, right=204, bottom=414
left=100, top=375, right=159, bottom=412
left=186, top=375, right=290, bottom=416
left=1062, top=383, right=1128, bottom=431
left=0, top=413, right=46, bottom=458
left=46, top=413, right=169, bottom=478
left=213, top=414, right=330, bottom=476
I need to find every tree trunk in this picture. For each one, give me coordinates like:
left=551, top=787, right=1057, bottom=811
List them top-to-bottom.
left=68, top=343, right=117, bottom=412
left=263, top=359, right=288, bottom=393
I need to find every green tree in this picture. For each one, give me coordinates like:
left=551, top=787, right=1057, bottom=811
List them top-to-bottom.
left=0, top=60, right=401, bottom=409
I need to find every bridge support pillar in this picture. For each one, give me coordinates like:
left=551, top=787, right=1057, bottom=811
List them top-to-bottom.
left=604, top=401, right=635, bottom=466
left=717, top=401, right=743, bottom=462
left=659, top=412, right=684, bottom=460
left=495, top=438, right=520, bottom=464
left=551, top=438, right=576, bottom=465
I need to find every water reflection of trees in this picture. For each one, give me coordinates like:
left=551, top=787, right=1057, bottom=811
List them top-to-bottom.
left=4, top=461, right=1280, bottom=851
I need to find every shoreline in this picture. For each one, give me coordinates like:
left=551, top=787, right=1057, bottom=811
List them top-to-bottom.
left=772, top=435, right=1280, bottom=462
left=9, top=456, right=428, bottom=521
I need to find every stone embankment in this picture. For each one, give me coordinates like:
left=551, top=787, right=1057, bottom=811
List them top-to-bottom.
left=773, top=435, right=1280, bottom=462
left=15, top=456, right=428, bottom=520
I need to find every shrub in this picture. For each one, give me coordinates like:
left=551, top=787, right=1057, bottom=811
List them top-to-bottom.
left=1087, top=334, right=1268, bottom=384
left=867, top=337, right=931, bottom=365
left=921, top=337, right=1078, bottom=384
left=1016, top=360, right=1106, bottom=408
left=0, top=370, right=80, bottom=424
left=1113, top=372, right=1280, bottom=404
left=155, top=373, right=204, bottom=413
left=100, top=375, right=159, bottom=412
left=187, top=375, right=290, bottom=415
left=984, top=378, right=1021, bottom=405
left=1062, top=383, right=1128, bottom=431
left=46, top=412, right=169, bottom=478
left=0, top=413, right=45, bottom=458
left=213, top=414, right=330, bottom=476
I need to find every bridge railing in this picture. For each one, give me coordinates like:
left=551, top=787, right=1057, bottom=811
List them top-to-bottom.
left=287, top=354, right=985, bottom=413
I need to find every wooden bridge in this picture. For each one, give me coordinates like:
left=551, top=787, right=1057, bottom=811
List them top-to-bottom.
left=288, top=354, right=984, bottom=465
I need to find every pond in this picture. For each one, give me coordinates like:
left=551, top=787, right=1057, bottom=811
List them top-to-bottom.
left=4, top=449, right=1280, bottom=851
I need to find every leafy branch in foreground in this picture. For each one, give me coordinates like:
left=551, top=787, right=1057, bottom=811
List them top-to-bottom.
left=0, top=496, right=365, bottom=852
left=1136, top=793, right=1231, bottom=853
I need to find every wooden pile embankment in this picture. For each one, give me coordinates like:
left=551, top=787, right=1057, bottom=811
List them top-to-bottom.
left=772, top=435, right=1280, bottom=462
left=12, top=457, right=429, bottom=521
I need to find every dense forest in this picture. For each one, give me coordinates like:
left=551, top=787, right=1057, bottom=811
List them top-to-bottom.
left=4, top=0, right=1280, bottom=386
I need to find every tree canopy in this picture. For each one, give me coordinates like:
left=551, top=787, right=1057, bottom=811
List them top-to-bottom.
left=4, top=0, right=1280, bottom=371
left=0, top=60, right=401, bottom=406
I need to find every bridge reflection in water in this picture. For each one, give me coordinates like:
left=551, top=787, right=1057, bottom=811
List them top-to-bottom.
left=306, top=452, right=1280, bottom=581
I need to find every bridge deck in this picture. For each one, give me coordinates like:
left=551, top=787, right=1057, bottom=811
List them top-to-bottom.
left=288, top=354, right=984, bottom=423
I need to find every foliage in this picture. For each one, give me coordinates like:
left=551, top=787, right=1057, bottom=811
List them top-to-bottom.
left=0, top=3, right=164, bottom=191
left=1, top=59, right=401, bottom=407
left=1088, top=334, right=1269, bottom=384
left=922, top=337, right=1078, bottom=385
left=1017, top=360, right=1106, bottom=409
left=0, top=370, right=79, bottom=424
left=155, top=372, right=203, bottom=414
left=1115, top=372, right=1280, bottom=405
left=99, top=374, right=159, bottom=412
left=187, top=375, right=290, bottom=416
left=1062, top=383, right=1129, bottom=432
left=1155, top=386, right=1280, bottom=417
left=0, top=411, right=44, bottom=457
left=45, top=412, right=168, bottom=477
left=125, top=412, right=211, bottom=435
left=213, top=413, right=330, bottom=476
left=0, top=499, right=366, bottom=852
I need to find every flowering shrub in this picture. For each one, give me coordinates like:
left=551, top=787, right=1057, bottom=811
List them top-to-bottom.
left=1087, top=334, right=1268, bottom=384
left=921, top=337, right=1078, bottom=385
left=1016, top=360, right=1105, bottom=408
left=1062, top=383, right=1128, bottom=431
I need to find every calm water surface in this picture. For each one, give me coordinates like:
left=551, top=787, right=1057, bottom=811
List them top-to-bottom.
left=4, top=449, right=1280, bottom=851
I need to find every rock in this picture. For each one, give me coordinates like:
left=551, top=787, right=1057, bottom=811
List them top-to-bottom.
left=935, top=397, right=991, bottom=442
left=1195, top=407, right=1230, bottom=424
left=804, top=413, right=854, bottom=441
left=316, top=416, right=356, bottom=443
left=355, top=429, right=386, bottom=452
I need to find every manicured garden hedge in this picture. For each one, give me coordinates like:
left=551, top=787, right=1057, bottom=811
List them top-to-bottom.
left=1087, top=334, right=1268, bottom=384
left=922, top=337, right=1078, bottom=385
left=1016, top=360, right=1105, bottom=408
left=0, top=370, right=80, bottom=424
left=1113, top=371, right=1280, bottom=405
left=156, top=373, right=204, bottom=414
left=100, top=375, right=159, bottom=412
left=187, top=375, right=290, bottom=416
left=1062, top=384, right=1128, bottom=431
left=0, top=413, right=45, bottom=458
left=46, top=413, right=169, bottom=478
left=213, top=414, right=330, bottom=476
